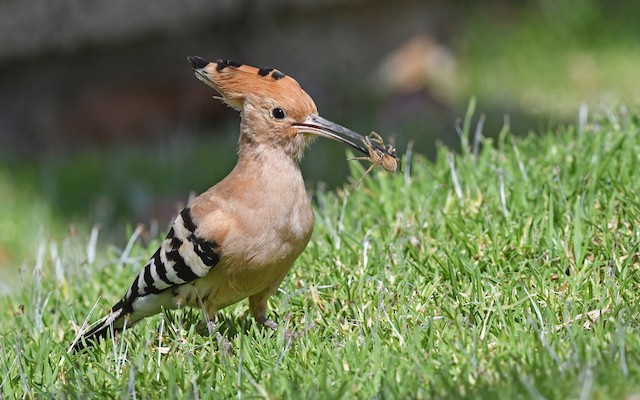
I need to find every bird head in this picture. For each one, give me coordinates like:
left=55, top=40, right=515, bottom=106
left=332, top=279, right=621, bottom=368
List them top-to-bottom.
left=188, top=56, right=393, bottom=161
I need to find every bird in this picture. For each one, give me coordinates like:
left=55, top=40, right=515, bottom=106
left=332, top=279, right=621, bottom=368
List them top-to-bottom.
left=71, top=56, right=395, bottom=351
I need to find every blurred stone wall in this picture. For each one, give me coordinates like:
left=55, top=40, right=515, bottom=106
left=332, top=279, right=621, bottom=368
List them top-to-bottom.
left=0, top=0, right=459, bottom=156
left=0, top=0, right=236, bottom=62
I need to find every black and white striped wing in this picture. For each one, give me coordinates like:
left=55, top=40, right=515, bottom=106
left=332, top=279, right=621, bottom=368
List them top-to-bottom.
left=72, top=207, right=221, bottom=351
left=125, top=207, right=221, bottom=301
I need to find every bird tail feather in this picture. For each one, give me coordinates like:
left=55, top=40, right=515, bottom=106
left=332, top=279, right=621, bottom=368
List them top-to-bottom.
left=71, top=300, right=129, bottom=352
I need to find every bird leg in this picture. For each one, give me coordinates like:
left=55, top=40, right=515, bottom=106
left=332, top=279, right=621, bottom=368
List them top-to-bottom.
left=251, top=293, right=301, bottom=340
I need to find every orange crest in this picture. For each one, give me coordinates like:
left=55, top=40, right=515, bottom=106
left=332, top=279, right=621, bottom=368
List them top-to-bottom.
left=189, top=57, right=315, bottom=114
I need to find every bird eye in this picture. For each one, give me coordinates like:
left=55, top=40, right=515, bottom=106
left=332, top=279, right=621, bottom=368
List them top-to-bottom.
left=271, top=107, right=286, bottom=120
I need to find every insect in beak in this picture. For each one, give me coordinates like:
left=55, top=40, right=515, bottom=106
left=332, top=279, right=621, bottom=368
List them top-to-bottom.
left=294, top=114, right=396, bottom=158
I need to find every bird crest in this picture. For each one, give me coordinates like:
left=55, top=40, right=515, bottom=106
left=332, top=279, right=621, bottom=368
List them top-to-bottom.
left=188, top=57, right=309, bottom=112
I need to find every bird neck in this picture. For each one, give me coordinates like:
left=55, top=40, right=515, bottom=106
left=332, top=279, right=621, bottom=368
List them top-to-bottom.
left=236, top=137, right=303, bottom=181
left=230, top=141, right=308, bottom=211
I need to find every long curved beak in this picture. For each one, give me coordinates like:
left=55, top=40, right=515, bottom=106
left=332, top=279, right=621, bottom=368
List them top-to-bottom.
left=294, top=114, right=394, bottom=157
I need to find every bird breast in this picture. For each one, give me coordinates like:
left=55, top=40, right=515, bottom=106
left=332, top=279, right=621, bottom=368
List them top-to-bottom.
left=189, top=148, right=314, bottom=304
left=230, top=154, right=314, bottom=269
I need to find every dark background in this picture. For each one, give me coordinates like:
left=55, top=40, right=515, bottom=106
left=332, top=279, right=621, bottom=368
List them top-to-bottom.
left=1, top=0, right=639, bottom=273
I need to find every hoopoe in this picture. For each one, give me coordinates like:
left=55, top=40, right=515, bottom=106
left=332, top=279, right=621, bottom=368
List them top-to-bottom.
left=72, top=56, right=395, bottom=351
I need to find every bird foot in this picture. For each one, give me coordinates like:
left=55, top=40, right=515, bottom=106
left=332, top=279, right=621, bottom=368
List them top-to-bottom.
left=256, top=315, right=294, bottom=339
left=256, top=316, right=315, bottom=341
left=256, top=316, right=279, bottom=331
left=205, top=320, right=233, bottom=356
left=216, top=332, right=233, bottom=356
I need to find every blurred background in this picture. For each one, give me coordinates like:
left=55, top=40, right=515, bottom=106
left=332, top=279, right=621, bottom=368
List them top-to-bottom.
left=1, top=0, right=640, bottom=280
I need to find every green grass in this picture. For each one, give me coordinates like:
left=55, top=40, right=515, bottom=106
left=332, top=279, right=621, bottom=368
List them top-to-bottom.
left=458, top=0, right=640, bottom=117
left=2, top=105, right=640, bottom=398
left=0, top=168, right=62, bottom=291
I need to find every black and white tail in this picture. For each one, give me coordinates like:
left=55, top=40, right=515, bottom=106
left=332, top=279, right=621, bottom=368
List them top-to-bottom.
left=71, top=207, right=221, bottom=352
left=71, top=299, right=131, bottom=351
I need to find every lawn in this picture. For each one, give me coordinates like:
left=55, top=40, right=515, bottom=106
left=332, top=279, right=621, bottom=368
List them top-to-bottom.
left=458, top=1, right=640, bottom=117
left=1, top=103, right=639, bottom=398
